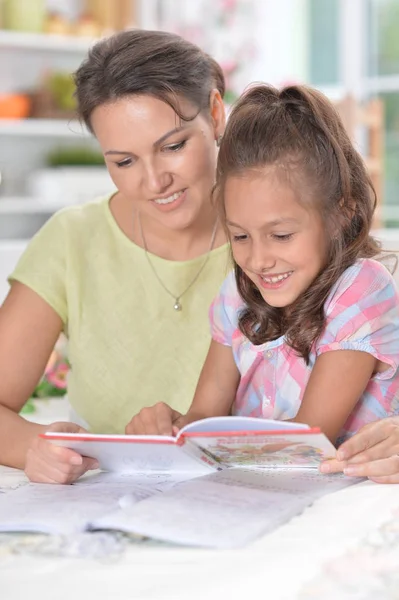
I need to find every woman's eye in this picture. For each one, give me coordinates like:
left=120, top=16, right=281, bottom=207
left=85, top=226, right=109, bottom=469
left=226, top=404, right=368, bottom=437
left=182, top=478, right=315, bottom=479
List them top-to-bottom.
left=164, top=140, right=187, bottom=152
left=115, top=158, right=133, bottom=168
left=272, top=233, right=293, bottom=241
left=232, top=234, right=248, bottom=242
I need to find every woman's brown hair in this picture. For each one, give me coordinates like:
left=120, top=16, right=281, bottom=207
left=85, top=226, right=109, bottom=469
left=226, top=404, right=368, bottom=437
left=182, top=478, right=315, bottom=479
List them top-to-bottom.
left=74, top=29, right=225, bottom=133
left=215, top=84, right=380, bottom=363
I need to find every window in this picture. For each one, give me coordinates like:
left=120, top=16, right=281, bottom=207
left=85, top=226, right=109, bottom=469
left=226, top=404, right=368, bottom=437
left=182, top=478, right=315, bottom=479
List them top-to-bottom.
left=309, top=0, right=399, bottom=227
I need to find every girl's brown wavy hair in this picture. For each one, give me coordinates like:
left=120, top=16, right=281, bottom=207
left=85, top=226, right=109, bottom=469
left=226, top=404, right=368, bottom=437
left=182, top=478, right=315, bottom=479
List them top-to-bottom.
left=215, top=84, right=380, bottom=363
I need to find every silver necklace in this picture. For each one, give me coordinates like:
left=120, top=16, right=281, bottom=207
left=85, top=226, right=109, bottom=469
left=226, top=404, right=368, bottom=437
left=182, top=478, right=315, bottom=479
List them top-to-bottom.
left=138, top=213, right=218, bottom=311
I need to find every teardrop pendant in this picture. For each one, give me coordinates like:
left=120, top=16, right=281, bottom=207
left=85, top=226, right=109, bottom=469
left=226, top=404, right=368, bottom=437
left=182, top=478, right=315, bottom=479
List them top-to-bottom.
left=173, top=299, right=182, bottom=311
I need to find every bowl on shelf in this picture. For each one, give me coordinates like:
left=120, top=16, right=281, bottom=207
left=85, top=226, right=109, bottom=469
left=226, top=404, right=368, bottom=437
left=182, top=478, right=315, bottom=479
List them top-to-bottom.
left=0, top=93, right=31, bottom=119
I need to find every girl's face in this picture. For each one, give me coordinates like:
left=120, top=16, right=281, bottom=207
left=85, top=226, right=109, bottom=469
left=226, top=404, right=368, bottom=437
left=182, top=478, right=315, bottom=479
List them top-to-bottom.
left=91, top=93, right=224, bottom=230
left=224, top=169, right=328, bottom=309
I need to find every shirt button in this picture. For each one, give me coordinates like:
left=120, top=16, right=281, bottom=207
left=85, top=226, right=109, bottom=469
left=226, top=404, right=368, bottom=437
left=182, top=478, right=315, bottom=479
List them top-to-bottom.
left=265, top=350, right=273, bottom=358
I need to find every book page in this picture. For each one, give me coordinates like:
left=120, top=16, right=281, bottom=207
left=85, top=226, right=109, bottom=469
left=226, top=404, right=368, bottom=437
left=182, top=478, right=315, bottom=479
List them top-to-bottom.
left=180, top=415, right=310, bottom=435
left=184, top=431, right=336, bottom=469
left=45, top=435, right=213, bottom=474
left=91, top=468, right=362, bottom=548
left=0, top=470, right=193, bottom=535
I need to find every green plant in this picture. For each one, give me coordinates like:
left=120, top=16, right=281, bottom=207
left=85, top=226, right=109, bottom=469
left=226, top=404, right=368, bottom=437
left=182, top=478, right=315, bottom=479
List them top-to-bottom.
left=47, top=72, right=77, bottom=111
left=47, top=146, right=105, bottom=167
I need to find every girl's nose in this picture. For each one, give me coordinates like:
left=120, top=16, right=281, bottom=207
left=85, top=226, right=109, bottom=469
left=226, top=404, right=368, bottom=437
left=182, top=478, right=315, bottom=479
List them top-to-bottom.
left=248, top=243, right=276, bottom=274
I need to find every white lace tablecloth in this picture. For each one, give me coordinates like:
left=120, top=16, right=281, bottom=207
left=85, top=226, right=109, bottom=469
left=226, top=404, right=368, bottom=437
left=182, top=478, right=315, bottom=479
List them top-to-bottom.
left=1, top=399, right=398, bottom=600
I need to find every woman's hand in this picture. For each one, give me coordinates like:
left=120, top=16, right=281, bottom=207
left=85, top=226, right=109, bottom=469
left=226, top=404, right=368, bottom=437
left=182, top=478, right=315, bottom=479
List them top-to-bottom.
left=125, top=402, right=185, bottom=436
left=320, top=417, right=399, bottom=483
left=25, top=421, right=99, bottom=484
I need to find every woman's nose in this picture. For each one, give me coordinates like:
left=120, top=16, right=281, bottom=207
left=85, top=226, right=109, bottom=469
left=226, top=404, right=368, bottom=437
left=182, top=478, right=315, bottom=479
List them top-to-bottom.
left=143, top=161, right=173, bottom=195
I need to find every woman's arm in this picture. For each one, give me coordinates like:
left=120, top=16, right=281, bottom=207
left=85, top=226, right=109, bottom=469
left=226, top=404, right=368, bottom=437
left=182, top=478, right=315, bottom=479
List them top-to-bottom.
left=0, top=282, right=63, bottom=467
left=0, top=282, right=96, bottom=478
left=126, top=340, right=240, bottom=435
left=292, top=350, right=377, bottom=444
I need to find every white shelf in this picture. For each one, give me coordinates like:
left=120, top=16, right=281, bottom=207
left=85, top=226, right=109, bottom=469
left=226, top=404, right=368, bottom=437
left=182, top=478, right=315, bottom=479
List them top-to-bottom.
left=0, top=29, right=96, bottom=53
left=0, top=118, right=89, bottom=137
left=0, top=197, right=64, bottom=213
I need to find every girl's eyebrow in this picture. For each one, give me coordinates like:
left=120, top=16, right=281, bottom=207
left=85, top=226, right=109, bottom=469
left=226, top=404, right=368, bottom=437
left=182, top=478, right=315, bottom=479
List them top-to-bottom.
left=104, top=126, right=188, bottom=156
left=226, top=218, right=299, bottom=228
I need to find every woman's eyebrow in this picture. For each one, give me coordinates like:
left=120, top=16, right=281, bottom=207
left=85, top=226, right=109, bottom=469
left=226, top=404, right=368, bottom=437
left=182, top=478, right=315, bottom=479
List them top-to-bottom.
left=104, top=126, right=188, bottom=156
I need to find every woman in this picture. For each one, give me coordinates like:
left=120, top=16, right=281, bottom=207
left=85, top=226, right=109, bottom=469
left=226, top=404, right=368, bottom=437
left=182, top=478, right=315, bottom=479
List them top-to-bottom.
left=0, top=29, right=229, bottom=483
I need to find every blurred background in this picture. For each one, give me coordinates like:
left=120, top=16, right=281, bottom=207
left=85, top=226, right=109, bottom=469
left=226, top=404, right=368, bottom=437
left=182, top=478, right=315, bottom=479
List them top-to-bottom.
left=1, top=0, right=399, bottom=301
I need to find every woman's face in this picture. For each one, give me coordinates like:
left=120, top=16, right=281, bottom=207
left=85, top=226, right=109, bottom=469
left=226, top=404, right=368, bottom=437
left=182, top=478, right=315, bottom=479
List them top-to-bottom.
left=91, top=93, right=224, bottom=230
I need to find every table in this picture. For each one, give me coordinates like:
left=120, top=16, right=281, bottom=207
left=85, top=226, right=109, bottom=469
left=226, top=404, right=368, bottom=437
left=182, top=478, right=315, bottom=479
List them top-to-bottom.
left=1, top=399, right=398, bottom=600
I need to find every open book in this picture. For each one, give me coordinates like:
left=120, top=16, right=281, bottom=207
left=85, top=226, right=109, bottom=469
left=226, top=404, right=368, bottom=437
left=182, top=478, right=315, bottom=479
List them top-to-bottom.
left=42, top=416, right=337, bottom=474
left=0, top=418, right=360, bottom=548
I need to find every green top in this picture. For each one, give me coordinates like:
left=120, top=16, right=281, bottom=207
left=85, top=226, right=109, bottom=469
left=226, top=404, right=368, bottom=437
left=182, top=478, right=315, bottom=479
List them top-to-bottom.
left=10, top=195, right=231, bottom=433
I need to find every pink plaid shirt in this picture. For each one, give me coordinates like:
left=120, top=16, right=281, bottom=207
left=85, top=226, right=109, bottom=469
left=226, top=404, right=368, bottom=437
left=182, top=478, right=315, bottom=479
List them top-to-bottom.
left=209, top=259, right=399, bottom=443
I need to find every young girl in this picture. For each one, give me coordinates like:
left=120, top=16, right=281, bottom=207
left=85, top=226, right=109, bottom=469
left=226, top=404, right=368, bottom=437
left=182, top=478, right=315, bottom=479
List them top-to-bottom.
left=128, top=84, right=399, bottom=446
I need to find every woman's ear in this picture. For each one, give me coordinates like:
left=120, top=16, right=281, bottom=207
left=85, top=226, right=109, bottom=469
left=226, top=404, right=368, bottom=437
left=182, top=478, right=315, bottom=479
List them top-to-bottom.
left=209, top=89, right=226, bottom=141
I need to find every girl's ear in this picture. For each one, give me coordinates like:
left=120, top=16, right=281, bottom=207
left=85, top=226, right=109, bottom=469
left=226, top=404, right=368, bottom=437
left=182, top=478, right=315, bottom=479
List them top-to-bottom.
left=209, top=89, right=226, bottom=141
left=334, top=197, right=356, bottom=234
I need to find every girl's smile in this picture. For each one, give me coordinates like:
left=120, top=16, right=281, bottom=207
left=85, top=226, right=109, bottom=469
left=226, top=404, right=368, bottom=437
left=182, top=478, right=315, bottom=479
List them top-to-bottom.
left=258, top=270, right=293, bottom=289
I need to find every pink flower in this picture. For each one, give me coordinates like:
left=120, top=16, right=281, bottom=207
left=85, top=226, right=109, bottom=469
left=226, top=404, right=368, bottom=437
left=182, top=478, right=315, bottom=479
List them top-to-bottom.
left=220, top=0, right=237, bottom=11
left=220, top=59, right=238, bottom=74
left=46, top=362, right=69, bottom=390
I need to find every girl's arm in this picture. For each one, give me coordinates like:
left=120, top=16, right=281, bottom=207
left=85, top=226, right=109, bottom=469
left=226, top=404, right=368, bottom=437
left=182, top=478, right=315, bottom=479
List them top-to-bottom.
left=184, top=339, right=240, bottom=422
left=126, top=340, right=240, bottom=435
left=292, top=350, right=377, bottom=444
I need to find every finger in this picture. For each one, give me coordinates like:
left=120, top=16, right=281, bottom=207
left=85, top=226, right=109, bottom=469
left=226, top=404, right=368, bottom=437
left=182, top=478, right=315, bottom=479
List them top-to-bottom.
left=137, top=403, right=174, bottom=436
left=154, top=404, right=175, bottom=436
left=131, top=408, right=160, bottom=435
left=172, top=416, right=186, bottom=432
left=125, top=417, right=140, bottom=435
left=47, top=422, right=89, bottom=434
left=337, top=422, right=392, bottom=461
left=36, top=437, right=86, bottom=468
left=344, top=438, right=399, bottom=465
left=39, top=444, right=99, bottom=473
left=25, top=450, right=88, bottom=484
left=343, top=455, right=399, bottom=478
left=81, top=456, right=100, bottom=471
left=319, top=458, right=347, bottom=474
left=369, top=473, right=399, bottom=484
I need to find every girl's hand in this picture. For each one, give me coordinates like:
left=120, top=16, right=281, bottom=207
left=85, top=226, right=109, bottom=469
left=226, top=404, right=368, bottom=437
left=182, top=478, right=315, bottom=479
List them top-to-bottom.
left=125, top=402, right=184, bottom=436
left=320, top=417, right=399, bottom=483
left=25, top=422, right=99, bottom=484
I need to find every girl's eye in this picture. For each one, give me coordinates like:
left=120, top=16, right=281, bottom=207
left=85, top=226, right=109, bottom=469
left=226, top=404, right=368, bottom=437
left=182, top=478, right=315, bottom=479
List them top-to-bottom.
left=163, top=140, right=187, bottom=152
left=115, top=158, right=133, bottom=168
left=272, top=233, right=293, bottom=242
left=232, top=234, right=248, bottom=242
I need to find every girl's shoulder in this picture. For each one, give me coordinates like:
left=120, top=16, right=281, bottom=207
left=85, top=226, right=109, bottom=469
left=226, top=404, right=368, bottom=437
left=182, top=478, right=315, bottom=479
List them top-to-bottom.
left=325, top=258, right=397, bottom=315
left=218, top=270, right=243, bottom=306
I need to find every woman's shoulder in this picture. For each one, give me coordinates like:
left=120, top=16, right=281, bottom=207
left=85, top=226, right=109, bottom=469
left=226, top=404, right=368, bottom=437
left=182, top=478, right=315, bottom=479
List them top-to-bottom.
left=49, top=194, right=110, bottom=230
left=325, top=258, right=398, bottom=314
